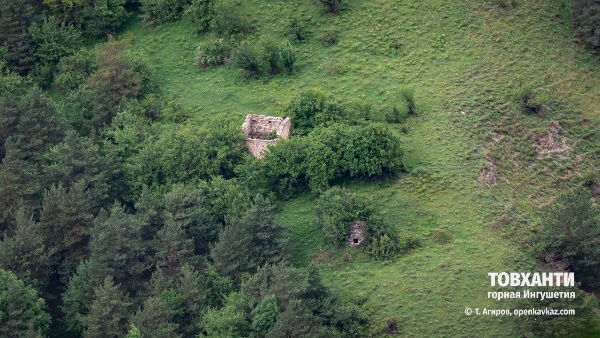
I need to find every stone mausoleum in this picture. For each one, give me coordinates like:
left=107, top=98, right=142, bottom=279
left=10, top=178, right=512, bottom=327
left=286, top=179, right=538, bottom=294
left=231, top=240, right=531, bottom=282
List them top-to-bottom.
left=242, top=114, right=291, bottom=158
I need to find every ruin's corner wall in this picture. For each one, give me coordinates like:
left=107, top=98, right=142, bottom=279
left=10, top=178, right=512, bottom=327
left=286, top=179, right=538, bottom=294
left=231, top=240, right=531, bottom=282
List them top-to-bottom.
left=242, top=114, right=291, bottom=158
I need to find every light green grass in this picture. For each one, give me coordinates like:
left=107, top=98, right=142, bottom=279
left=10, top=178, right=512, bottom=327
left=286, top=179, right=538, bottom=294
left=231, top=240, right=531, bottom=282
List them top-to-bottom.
left=122, top=0, right=600, bottom=336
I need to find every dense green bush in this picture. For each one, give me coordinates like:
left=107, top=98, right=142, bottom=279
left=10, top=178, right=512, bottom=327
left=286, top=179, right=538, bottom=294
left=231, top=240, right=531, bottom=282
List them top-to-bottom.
left=43, top=0, right=128, bottom=36
left=140, top=0, right=189, bottom=26
left=185, top=0, right=215, bottom=32
left=212, top=0, right=253, bottom=36
left=574, top=0, right=600, bottom=50
left=28, top=16, right=83, bottom=86
left=195, top=38, right=232, bottom=69
left=258, top=38, right=297, bottom=75
left=231, top=42, right=261, bottom=77
left=53, top=50, right=98, bottom=94
left=286, top=89, right=346, bottom=134
left=126, top=123, right=246, bottom=200
left=242, top=123, right=404, bottom=198
left=315, top=187, right=399, bottom=259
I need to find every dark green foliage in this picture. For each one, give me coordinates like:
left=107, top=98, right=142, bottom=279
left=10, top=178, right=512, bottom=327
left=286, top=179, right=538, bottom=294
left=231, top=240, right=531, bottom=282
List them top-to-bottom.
left=0, top=0, right=37, bottom=75
left=45, top=0, right=128, bottom=37
left=140, top=0, right=189, bottom=26
left=186, top=0, right=215, bottom=33
left=212, top=0, right=253, bottom=36
left=317, top=0, right=345, bottom=15
left=574, top=0, right=600, bottom=50
left=28, top=15, right=83, bottom=86
left=87, top=36, right=148, bottom=105
left=63, top=37, right=151, bottom=134
left=260, top=37, right=282, bottom=75
left=195, top=38, right=232, bottom=69
left=232, top=39, right=296, bottom=77
left=231, top=42, right=261, bottom=77
left=53, top=50, right=97, bottom=94
left=0, top=87, right=65, bottom=164
left=0, top=88, right=65, bottom=223
left=286, top=89, right=346, bottom=134
left=126, top=123, right=245, bottom=200
left=245, top=123, right=404, bottom=198
left=45, top=130, right=125, bottom=213
left=39, top=182, right=95, bottom=273
left=315, top=186, right=375, bottom=244
left=316, top=187, right=399, bottom=258
left=535, top=189, right=600, bottom=289
left=211, top=195, right=288, bottom=283
left=88, top=203, right=149, bottom=294
left=0, top=209, right=56, bottom=291
left=154, top=218, right=197, bottom=276
left=62, top=260, right=94, bottom=337
left=242, top=263, right=307, bottom=310
left=0, top=269, right=51, bottom=337
left=81, top=276, right=132, bottom=338
left=517, top=286, right=599, bottom=338
left=131, top=291, right=181, bottom=338
left=251, top=295, right=279, bottom=338
left=265, top=299, right=336, bottom=338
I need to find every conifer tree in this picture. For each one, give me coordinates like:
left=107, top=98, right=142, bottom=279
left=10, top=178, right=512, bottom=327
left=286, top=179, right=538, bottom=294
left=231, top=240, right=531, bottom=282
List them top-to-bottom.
left=0, top=268, right=51, bottom=337
left=81, top=276, right=132, bottom=338
left=131, top=293, right=181, bottom=338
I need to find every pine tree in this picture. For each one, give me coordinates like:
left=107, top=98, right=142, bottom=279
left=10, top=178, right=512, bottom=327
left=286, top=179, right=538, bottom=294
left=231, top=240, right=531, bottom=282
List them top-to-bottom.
left=0, top=0, right=38, bottom=74
left=0, top=88, right=65, bottom=225
left=45, top=130, right=125, bottom=213
left=39, top=182, right=94, bottom=265
left=246, top=194, right=288, bottom=266
left=88, top=203, right=149, bottom=295
left=0, top=209, right=56, bottom=292
left=154, top=217, right=196, bottom=276
left=210, top=219, right=254, bottom=283
left=62, top=260, right=95, bottom=337
left=0, top=268, right=51, bottom=337
left=81, top=276, right=132, bottom=338
left=131, top=292, right=181, bottom=338
left=251, top=295, right=279, bottom=338
left=265, top=299, right=334, bottom=338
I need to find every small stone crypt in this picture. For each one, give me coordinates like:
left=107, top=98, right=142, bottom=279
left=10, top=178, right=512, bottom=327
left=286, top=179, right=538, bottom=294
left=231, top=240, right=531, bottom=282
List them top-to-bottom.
left=242, top=114, right=291, bottom=158
left=347, top=221, right=366, bottom=247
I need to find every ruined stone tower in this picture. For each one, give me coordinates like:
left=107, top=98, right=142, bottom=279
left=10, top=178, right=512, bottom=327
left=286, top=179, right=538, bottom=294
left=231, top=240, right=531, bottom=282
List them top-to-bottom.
left=242, top=114, right=291, bottom=158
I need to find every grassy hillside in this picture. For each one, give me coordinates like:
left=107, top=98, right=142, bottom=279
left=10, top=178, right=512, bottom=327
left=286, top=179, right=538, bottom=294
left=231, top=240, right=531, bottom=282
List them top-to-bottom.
left=121, top=0, right=600, bottom=336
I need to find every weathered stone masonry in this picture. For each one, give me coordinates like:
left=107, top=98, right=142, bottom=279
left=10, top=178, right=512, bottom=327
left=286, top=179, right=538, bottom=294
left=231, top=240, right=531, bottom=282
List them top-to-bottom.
left=242, top=114, right=291, bottom=158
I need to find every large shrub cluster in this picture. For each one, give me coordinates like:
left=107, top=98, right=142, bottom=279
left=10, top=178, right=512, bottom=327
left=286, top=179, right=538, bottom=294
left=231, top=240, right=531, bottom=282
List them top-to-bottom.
left=286, top=89, right=346, bottom=134
left=241, top=123, right=404, bottom=199
left=315, top=187, right=399, bottom=259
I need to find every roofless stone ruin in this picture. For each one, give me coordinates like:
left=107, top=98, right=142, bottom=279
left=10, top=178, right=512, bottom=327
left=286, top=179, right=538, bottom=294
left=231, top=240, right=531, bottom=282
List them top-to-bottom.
left=242, top=114, right=291, bottom=158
